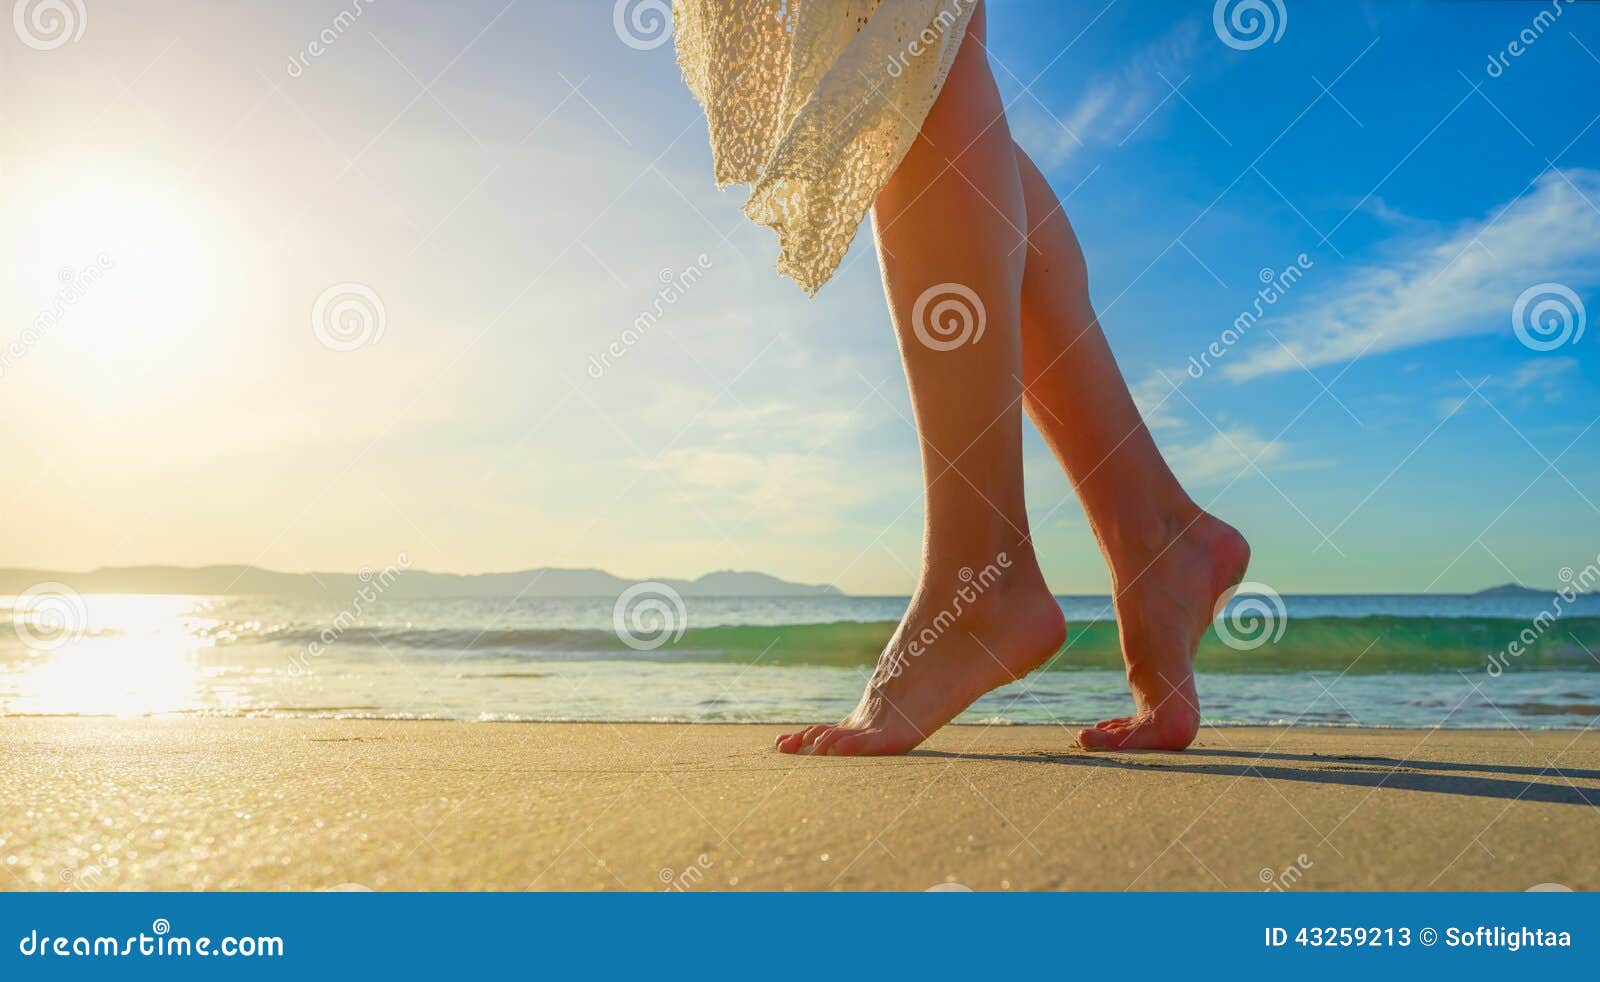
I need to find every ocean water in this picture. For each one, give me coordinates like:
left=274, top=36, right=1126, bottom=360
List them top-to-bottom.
left=1, top=592, right=1597, bottom=729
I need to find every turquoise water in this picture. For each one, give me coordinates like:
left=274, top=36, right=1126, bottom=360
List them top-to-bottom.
left=1, top=592, right=1597, bottom=728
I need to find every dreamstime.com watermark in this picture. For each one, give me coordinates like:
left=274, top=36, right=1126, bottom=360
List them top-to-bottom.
left=12, top=0, right=87, bottom=50
left=285, top=0, right=377, bottom=77
left=612, top=0, right=670, bottom=51
left=885, top=0, right=973, bottom=78
left=1212, top=0, right=1286, bottom=52
left=1484, top=0, right=1575, bottom=79
left=2, top=254, right=116, bottom=380
left=1187, top=254, right=1312, bottom=379
left=587, top=256, right=712, bottom=378
left=311, top=282, right=387, bottom=351
left=912, top=282, right=986, bottom=351
left=1511, top=282, right=1586, bottom=352
left=1486, top=553, right=1598, bottom=677
left=883, top=554, right=1011, bottom=679
left=286, top=555, right=411, bottom=677
left=1212, top=581, right=1288, bottom=651
left=10, top=582, right=89, bottom=653
left=612, top=582, right=687, bottom=651
left=1261, top=853, right=1314, bottom=891
left=659, top=854, right=714, bottom=891
left=59, top=863, right=109, bottom=891
left=18, top=920, right=283, bottom=959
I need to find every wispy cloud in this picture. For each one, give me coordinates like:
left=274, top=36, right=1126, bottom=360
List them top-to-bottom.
left=1012, top=19, right=1204, bottom=168
left=1224, top=169, right=1600, bottom=381
left=1434, top=356, right=1579, bottom=418
left=1129, top=368, right=1288, bottom=485
left=1131, top=370, right=1187, bottom=431
left=1160, top=427, right=1286, bottom=486
left=652, top=447, right=863, bottom=537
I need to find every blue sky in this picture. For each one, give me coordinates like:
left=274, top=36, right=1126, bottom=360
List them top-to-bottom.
left=3, top=0, right=1597, bottom=594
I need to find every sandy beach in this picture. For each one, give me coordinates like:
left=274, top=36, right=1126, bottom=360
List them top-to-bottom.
left=2, top=718, right=1595, bottom=892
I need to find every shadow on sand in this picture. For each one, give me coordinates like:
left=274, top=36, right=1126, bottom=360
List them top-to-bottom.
left=913, top=745, right=1600, bottom=806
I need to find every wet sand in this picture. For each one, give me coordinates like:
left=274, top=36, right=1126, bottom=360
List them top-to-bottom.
left=2, top=718, right=1595, bottom=891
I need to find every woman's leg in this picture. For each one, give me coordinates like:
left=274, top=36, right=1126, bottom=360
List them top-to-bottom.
left=777, top=3, right=1065, bottom=756
left=1012, top=144, right=1250, bottom=750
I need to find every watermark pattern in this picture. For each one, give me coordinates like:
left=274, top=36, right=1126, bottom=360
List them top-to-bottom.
left=12, top=0, right=86, bottom=51
left=285, top=0, right=377, bottom=78
left=613, top=0, right=670, bottom=51
left=885, top=0, right=974, bottom=78
left=1212, top=0, right=1286, bottom=51
left=1484, top=0, right=1575, bottom=79
left=2, top=254, right=116, bottom=380
left=1187, top=254, right=1312, bottom=379
left=587, top=255, right=712, bottom=379
left=311, top=282, right=387, bottom=351
left=911, top=282, right=986, bottom=351
left=1511, top=282, right=1586, bottom=352
left=1486, top=553, right=1598, bottom=677
left=286, top=555, right=411, bottom=677
left=884, top=555, right=1011, bottom=679
left=1212, top=581, right=1287, bottom=651
left=11, top=582, right=88, bottom=653
left=612, top=582, right=687, bottom=652
left=1260, top=853, right=1314, bottom=891
left=658, top=854, right=713, bottom=891
left=59, top=864, right=108, bottom=892
left=925, top=881, right=974, bottom=892
left=17, top=920, right=284, bottom=958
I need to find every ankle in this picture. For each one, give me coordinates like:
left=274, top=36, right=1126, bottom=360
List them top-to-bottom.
left=1099, top=496, right=1203, bottom=582
left=918, top=543, right=1050, bottom=613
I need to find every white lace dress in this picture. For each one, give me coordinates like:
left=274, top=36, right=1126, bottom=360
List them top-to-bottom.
left=674, top=0, right=977, bottom=294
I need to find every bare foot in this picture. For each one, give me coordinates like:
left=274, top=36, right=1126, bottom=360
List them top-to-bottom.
left=1077, top=510, right=1249, bottom=751
left=776, top=551, right=1066, bottom=756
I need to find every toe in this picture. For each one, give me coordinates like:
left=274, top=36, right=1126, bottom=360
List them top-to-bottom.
left=1079, top=713, right=1197, bottom=751
left=1095, top=716, right=1132, bottom=731
left=1079, top=722, right=1148, bottom=750
left=797, top=724, right=831, bottom=748
left=1077, top=726, right=1112, bottom=749
left=807, top=727, right=858, bottom=756
left=775, top=730, right=806, bottom=753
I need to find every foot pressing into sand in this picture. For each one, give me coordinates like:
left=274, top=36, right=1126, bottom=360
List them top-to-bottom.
left=1077, top=509, right=1249, bottom=751
left=776, top=549, right=1065, bottom=756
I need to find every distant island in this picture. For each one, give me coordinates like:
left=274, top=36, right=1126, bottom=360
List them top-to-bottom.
left=0, top=565, right=843, bottom=599
left=1470, top=583, right=1561, bottom=598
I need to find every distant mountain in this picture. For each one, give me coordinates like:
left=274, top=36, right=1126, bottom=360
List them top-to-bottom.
left=0, top=565, right=843, bottom=598
left=1471, top=583, right=1556, bottom=597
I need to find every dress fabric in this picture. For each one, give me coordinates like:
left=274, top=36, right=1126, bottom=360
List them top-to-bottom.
left=673, top=0, right=977, bottom=294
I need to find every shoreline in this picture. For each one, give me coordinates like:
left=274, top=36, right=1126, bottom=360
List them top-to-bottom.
left=3, top=713, right=1595, bottom=731
left=4, top=718, right=1596, bottom=891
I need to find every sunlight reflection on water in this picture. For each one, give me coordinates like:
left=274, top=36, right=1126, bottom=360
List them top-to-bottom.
left=0, top=593, right=1596, bottom=727
left=1, top=594, right=218, bottom=717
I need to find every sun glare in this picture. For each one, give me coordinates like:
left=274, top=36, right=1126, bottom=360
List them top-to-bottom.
left=10, top=165, right=230, bottom=392
left=2, top=594, right=215, bottom=718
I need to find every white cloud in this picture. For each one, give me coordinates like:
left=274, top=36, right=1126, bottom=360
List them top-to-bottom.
left=1012, top=19, right=1203, bottom=169
left=1224, top=169, right=1600, bottom=381
left=1434, top=355, right=1578, bottom=418
left=1502, top=356, right=1578, bottom=393
left=1131, top=369, right=1187, bottom=431
left=697, top=402, right=864, bottom=449
left=1160, top=427, right=1285, bottom=486
left=651, top=447, right=863, bottom=536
